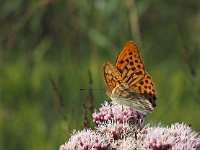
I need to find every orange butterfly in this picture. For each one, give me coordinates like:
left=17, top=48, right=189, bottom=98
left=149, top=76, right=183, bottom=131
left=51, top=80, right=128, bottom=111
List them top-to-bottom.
left=103, top=41, right=156, bottom=114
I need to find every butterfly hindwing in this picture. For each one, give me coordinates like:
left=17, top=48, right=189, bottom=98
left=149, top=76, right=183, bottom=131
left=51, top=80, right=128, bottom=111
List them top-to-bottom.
left=131, top=73, right=157, bottom=107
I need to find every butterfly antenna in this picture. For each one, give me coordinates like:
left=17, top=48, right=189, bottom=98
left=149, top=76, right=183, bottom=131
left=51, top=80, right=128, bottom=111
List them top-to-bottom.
left=80, top=88, right=105, bottom=91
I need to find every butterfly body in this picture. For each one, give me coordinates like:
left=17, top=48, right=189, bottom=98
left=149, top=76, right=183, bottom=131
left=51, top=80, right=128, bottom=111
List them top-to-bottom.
left=103, top=41, right=156, bottom=114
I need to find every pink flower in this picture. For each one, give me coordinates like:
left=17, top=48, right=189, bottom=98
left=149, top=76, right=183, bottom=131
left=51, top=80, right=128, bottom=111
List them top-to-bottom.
left=92, top=101, right=145, bottom=126
left=97, top=120, right=138, bottom=140
left=138, top=123, right=200, bottom=150
left=59, top=129, right=110, bottom=150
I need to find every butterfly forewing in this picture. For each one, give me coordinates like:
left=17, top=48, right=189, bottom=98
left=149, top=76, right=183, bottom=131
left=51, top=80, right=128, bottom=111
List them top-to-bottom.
left=115, top=41, right=157, bottom=108
left=115, top=41, right=145, bottom=86
left=103, top=61, right=124, bottom=97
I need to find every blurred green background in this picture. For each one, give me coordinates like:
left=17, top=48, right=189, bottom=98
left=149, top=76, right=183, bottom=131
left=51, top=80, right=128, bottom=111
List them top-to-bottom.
left=0, top=0, right=200, bottom=149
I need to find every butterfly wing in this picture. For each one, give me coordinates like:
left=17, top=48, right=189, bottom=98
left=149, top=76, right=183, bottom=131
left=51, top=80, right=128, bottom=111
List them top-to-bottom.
left=115, top=41, right=157, bottom=108
left=115, top=41, right=145, bottom=86
left=103, top=61, right=124, bottom=97
left=103, top=61, right=154, bottom=113
left=133, top=73, right=156, bottom=107
left=111, top=83, right=154, bottom=113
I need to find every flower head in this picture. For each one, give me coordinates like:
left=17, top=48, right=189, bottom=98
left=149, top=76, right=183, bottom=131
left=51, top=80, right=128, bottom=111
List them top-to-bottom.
left=92, top=101, right=145, bottom=126
left=97, top=119, right=139, bottom=140
left=138, top=123, right=200, bottom=150
left=59, top=129, right=110, bottom=150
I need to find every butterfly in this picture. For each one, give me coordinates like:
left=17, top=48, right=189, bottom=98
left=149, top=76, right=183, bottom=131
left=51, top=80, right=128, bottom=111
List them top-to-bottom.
left=103, top=41, right=156, bottom=114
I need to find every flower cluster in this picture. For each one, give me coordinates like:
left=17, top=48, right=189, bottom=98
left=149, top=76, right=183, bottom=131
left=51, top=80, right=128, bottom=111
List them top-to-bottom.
left=59, top=101, right=200, bottom=150
left=92, top=102, right=145, bottom=126
left=93, top=102, right=145, bottom=140
left=137, top=123, right=200, bottom=150
left=59, top=129, right=110, bottom=150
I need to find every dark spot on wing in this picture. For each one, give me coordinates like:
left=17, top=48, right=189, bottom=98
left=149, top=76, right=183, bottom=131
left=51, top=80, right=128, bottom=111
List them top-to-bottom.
left=120, top=60, right=124, bottom=64
left=130, top=62, right=134, bottom=66
left=137, top=65, right=141, bottom=68
left=132, top=67, right=136, bottom=71
left=118, top=69, right=123, bottom=73
left=136, top=71, right=142, bottom=75
left=139, top=81, right=144, bottom=85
